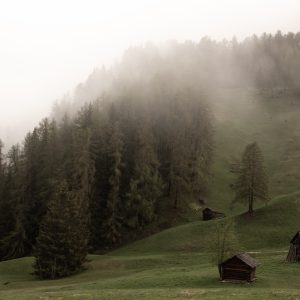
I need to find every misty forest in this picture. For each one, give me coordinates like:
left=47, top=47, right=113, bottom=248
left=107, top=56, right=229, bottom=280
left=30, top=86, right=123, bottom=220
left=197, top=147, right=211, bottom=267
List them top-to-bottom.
left=2, top=31, right=300, bottom=298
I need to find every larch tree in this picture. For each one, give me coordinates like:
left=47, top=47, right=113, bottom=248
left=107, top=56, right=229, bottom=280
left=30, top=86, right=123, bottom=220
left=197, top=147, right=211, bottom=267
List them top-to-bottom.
left=232, top=142, right=269, bottom=214
left=209, top=220, right=239, bottom=278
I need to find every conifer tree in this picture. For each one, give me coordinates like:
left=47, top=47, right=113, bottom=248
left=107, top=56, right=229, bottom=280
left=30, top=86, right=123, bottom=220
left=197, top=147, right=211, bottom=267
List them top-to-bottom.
left=71, top=109, right=96, bottom=248
left=23, top=119, right=59, bottom=249
left=102, top=121, right=123, bottom=246
left=126, top=124, right=163, bottom=230
left=72, top=127, right=95, bottom=208
left=22, top=129, right=40, bottom=247
left=0, top=139, right=4, bottom=183
left=232, top=142, right=269, bottom=214
left=0, top=145, right=28, bottom=259
left=33, top=181, right=87, bottom=279
left=0, top=219, right=27, bottom=260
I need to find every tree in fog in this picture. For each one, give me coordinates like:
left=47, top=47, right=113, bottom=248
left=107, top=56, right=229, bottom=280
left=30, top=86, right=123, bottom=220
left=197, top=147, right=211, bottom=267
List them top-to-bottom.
left=102, top=121, right=124, bottom=246
left=126, top=123, right=163, bottom=230
left=232, top=142, right=269, bottom=214
left=0, top=145, right=27, bottom=260
left=33, top=181, right=88, bottom=279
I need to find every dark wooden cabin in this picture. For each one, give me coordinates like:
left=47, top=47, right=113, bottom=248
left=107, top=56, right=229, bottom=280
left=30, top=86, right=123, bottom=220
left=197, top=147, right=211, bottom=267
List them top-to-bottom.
left=202, top=207, right=225, bottom=221
left=287, top=231, right=300, bottom=262
left=219, top=253, right=258, bottom=282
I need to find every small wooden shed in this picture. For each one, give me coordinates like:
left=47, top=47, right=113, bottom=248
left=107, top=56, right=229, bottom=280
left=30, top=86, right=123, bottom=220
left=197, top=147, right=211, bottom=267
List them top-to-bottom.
left=202, top=208, right=225, bottom=221
left=287, top=231, right=300, bottom=262
left=219, top=253, right=258, bottom=282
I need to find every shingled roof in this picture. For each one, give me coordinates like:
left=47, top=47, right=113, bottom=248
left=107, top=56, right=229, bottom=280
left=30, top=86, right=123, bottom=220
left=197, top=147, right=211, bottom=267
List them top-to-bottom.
left=290, top=231, right=300, bottom=244
left=221, top=253, right=258, bottom=268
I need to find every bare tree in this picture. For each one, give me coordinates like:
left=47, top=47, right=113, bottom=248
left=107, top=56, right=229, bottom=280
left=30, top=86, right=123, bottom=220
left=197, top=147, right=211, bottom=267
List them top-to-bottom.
left=210, top=220, right=239, bottom=278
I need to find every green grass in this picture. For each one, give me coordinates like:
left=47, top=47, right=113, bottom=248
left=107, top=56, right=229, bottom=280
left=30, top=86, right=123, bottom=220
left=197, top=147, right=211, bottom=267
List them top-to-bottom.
left=1, top=89, right=300, bottom=299
left=208, top=89, right=300, bottom=214
left=1, top=192, right=300, bottom=299
left=1, top=251, right=300, bottom=299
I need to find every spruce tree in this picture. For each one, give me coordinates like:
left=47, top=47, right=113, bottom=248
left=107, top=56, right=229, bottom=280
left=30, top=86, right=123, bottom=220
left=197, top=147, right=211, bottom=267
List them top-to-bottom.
left=71, top=116, right=96, bottom=249
left=102, top=121, right=123, bottom=246
left=126, top=124, right=163, bottom=230
left=232, top=142, right=269, bottom=214
left=0, top=145, right=28, bottom=260
left=33, top=181, right=87, bottom=279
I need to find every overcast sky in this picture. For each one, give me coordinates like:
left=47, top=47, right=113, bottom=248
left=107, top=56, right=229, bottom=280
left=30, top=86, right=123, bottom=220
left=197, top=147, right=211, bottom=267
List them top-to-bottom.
left=0, top=0, right=300, bottom=146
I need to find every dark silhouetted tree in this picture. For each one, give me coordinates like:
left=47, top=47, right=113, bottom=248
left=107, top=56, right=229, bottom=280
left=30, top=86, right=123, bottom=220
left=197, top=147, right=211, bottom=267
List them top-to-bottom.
left=232, top=142, right=269, bottom=214
left=33, top=181, right=88, bottom=279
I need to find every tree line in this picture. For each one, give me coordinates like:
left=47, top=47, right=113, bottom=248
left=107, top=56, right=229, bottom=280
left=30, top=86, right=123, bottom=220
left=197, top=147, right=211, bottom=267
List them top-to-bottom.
left=53, top=31, right=300, bottom=120
left=0, top=86, right=213, bottom=278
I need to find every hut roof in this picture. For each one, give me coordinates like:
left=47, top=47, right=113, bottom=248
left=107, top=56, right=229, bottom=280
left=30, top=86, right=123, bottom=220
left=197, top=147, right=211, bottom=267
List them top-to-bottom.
left=290, top=231, right=300, bottom=244
left=221, top=253, right=258, bottom=268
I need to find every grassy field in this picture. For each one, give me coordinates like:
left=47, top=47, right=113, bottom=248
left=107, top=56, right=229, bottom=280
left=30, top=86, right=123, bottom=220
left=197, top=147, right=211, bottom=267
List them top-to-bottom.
left=1, top=89, right=300, bottom=299
left=1, top=191, right=300, bottom=299
left=1, top=251, right=300, bottom=300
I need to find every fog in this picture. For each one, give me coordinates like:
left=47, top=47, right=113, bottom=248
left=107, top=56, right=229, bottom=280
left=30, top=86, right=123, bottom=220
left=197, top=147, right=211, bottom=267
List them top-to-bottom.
left=1, top=0, right=300, bottom=147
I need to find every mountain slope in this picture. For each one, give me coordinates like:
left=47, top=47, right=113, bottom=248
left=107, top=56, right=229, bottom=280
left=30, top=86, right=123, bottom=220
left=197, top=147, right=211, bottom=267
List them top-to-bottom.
left=208, top=88, right=300, bottom=214
left=115, top=190, right=300, bottom=255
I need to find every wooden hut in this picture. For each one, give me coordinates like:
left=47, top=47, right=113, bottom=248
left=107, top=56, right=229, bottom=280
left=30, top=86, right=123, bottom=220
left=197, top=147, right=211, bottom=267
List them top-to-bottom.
left=202, top=207, right=225, bottom=221
left=287, top=231, right=300, bottom=262
left=219, top=253, right=258, bottom=282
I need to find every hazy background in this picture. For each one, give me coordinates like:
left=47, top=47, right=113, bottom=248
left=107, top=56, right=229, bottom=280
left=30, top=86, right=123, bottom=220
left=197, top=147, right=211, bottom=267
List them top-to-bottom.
left=0, top=0, right=300, bottom=147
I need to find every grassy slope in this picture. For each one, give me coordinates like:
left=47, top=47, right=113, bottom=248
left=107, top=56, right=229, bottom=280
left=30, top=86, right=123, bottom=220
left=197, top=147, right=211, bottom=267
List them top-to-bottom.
left=208, top=88, right=300, bottom=214
left=1, top=90, right=300, bottom=299
left=116, top=191, right=300, bottom=255
left=1, top=195, right=300, bottom=300
left=2, top=251, right=300, bottom=300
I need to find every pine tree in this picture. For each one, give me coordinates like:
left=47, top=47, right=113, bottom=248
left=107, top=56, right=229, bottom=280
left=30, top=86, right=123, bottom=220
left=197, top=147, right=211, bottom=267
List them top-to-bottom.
left=71, top=109, right=96, bottom=249
left=23, top=119, right=59, bottom=249
left=102, top=121, right=123, bottom=246
left=126, top=124, right=163, bottom=230
left=72, top=127, right=95, bottom=208
left=22, top=129, right=40, bottom=248
left=0, top=139, right=4, bottom=185
left=0, top=139, right=6, bottom=220
left=232, top=142, right=269, bottom=214
left=0, top=145, right=28, bottom=260
left=33, top=181, right=87, bottom=279
left=0, top=219, right=27, bottom=260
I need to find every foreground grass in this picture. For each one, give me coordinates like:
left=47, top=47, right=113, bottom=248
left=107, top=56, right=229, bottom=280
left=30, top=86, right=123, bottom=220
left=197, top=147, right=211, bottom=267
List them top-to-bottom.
left=1, top=251, right=300, bottom=299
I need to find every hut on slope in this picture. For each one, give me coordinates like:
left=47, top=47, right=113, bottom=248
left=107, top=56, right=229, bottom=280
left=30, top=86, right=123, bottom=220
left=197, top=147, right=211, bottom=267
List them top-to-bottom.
left=202, top=207, right=225, bottom=221
left=287, top=231, right=300, bottom=262
left=219, top=253, right=258, bottom=282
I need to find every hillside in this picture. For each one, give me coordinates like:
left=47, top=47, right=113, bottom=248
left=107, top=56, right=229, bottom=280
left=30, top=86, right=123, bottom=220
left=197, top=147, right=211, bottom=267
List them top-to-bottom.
left=207, top=88, right=300, bottom=214
left=1, top=90, right=300, bottom=299
left=116, top=190, right=300, bottom=255
left=1, top=192, right=300, bottom=299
